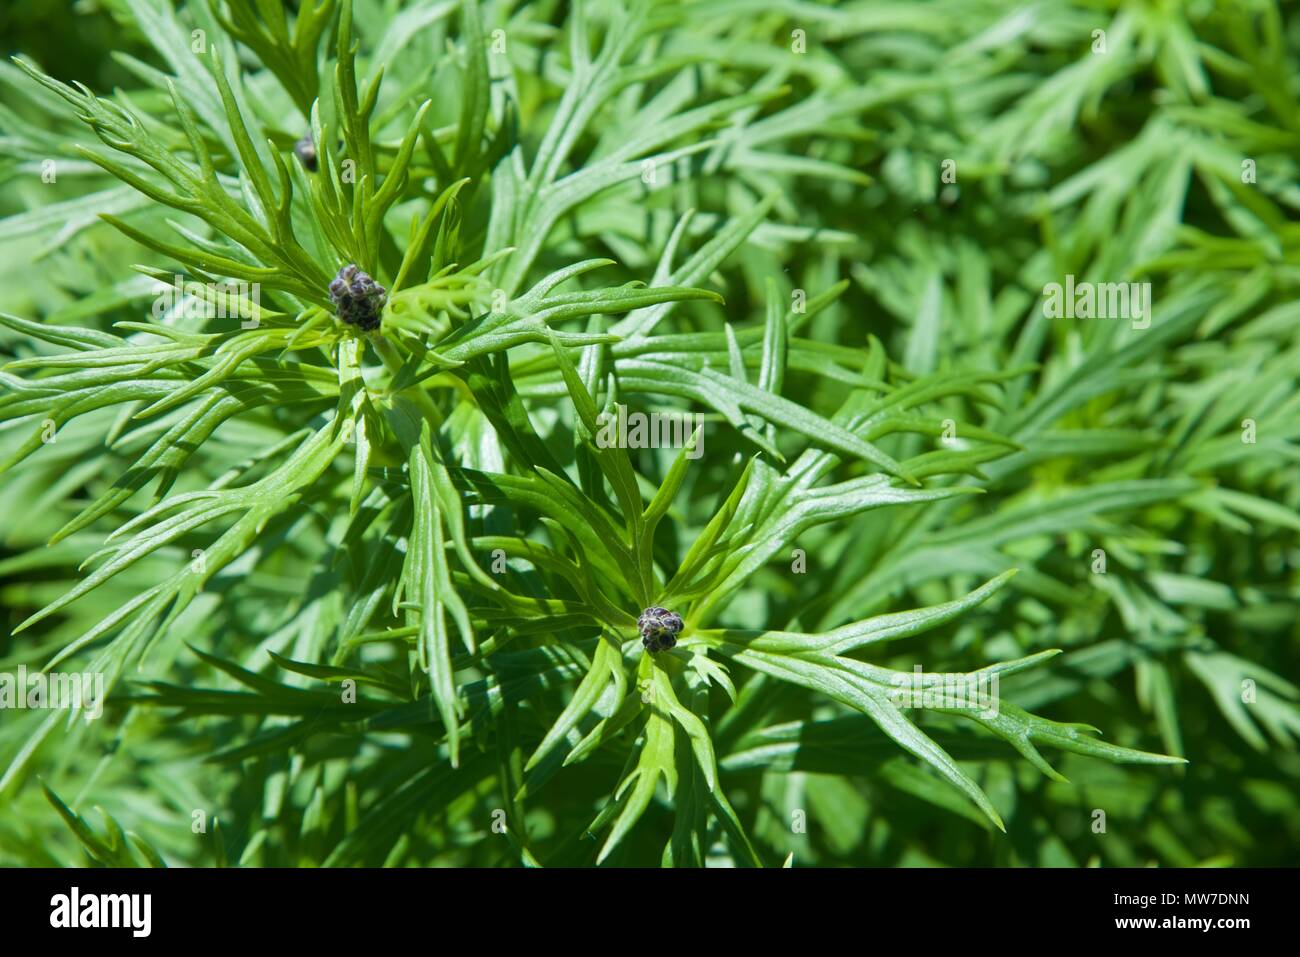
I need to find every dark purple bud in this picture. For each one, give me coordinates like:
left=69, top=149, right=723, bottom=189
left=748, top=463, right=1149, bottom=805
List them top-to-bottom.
left=294, top=133, right=317, bottom=172
left=327, top=264, right=387, bottom=332
left=638, top=606, right=684, bottom=652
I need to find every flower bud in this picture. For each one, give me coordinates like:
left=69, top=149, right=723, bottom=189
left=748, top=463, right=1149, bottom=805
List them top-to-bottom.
left=294, top=133, right=317, bottom=172
left=328, top=263, right=387, bottom=332
left=638, top=606, right=684, bottom=652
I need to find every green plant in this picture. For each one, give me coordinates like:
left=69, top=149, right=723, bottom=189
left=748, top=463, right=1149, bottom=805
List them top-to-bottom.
left=1, top=0, right=1298, bottom=868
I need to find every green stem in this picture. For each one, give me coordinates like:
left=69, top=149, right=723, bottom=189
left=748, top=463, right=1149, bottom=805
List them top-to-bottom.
left=372, top=333, right=444, bottom=429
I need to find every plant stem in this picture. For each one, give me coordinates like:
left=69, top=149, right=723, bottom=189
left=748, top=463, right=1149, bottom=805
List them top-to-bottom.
left=372, top=333, right=444, bottom=429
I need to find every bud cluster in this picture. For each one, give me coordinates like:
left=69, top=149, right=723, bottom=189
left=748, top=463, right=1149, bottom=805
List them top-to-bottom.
left=328, top=264, right=387, bottom=332
left=638, top=606, right=684, bottom=652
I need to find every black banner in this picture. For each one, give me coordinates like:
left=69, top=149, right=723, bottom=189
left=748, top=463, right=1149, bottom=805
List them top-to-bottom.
left=0, top=867, right=1276, bottom=943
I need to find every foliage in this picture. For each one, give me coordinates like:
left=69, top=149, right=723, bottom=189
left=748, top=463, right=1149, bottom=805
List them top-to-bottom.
left=1, top=0, right=1297, bottom=867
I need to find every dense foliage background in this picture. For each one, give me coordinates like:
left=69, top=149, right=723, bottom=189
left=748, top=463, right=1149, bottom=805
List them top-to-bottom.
left=1, top=0, right=1298, bottom=867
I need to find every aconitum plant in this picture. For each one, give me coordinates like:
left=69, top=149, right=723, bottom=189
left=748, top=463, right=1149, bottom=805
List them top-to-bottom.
left=1, top=0, right=1297, bottom=868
